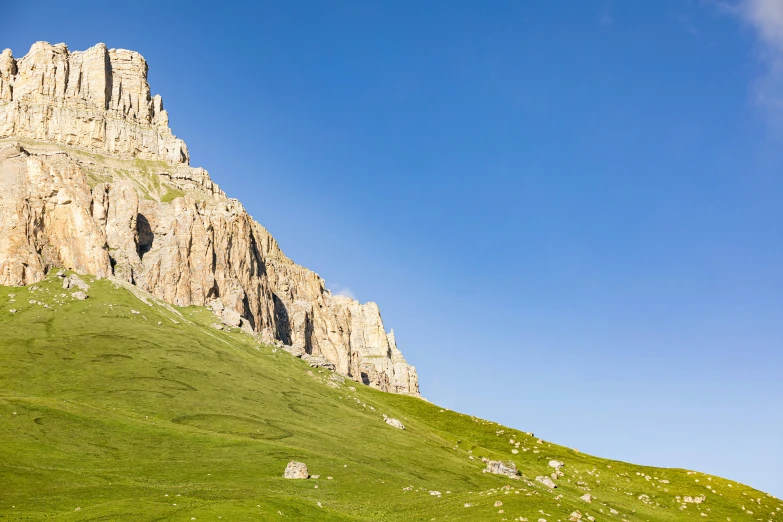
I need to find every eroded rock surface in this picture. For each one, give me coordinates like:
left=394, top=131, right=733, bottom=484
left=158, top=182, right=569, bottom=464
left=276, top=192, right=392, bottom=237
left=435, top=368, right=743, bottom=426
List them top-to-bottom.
left=0, top=42, right=419, bottom=396
left=0, top=42, right=188, bottom=164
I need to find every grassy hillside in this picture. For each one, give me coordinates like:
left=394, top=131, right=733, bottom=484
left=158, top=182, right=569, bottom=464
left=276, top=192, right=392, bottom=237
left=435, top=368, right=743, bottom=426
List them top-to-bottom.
left=0, top=273, right=778, bottom=521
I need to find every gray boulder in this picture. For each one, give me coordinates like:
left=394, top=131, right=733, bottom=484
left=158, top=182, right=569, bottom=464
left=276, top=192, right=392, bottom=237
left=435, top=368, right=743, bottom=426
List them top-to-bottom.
left=63, top=274, right=89, bottom=291
left=220, top=308, right=242, bottom=328
left=383, top=415, right=405, bottom=430
left=484, top=459, right=519, bottom=478
left=548, top=459, right=564, bottom=469
left=283, top=461, right=309, bottom=479
left=536, top=476, right=557, bottom=488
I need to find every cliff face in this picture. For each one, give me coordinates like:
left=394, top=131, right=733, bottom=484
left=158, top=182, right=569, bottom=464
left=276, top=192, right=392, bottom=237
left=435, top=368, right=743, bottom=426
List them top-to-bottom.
left=0, top=42, right=418, bottom=396
left=0, top=43, right=188, bottom=165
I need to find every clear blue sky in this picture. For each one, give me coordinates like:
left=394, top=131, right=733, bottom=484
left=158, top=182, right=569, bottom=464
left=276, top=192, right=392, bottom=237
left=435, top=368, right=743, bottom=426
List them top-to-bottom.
left=5, top=0, right=782, bottom=497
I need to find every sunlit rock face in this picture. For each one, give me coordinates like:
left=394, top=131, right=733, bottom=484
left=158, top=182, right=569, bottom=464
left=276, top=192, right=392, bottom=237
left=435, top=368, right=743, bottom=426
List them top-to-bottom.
left=0, top=42, right=419, bottom=396
left=0, top=42, right=188, bottom=165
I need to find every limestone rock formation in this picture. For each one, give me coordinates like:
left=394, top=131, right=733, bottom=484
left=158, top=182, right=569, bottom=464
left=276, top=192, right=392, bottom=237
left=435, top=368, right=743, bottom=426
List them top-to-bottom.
left=0, top=42, right=419, bottom=396
left=0, top=42, right=188, bottom=164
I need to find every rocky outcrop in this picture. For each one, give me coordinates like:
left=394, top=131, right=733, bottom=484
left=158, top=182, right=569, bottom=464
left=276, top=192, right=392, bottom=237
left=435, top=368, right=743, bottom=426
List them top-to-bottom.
left=0, top=42, right=418, bottom=396
left=0, top=42, right=188, bottom=164
left=0, top=143, right=112, bottom=284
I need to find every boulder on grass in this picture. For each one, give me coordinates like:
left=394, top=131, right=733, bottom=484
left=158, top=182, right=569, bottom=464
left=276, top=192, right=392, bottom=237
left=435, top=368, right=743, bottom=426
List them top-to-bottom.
left=484, top=459, right=519, bottom=479
left=284, top=461, right=309, bottom=479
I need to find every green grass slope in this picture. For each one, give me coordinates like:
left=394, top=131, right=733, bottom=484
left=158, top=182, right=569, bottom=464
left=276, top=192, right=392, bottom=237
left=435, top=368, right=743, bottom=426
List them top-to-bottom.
left=0, top=273, right=779, bottom=521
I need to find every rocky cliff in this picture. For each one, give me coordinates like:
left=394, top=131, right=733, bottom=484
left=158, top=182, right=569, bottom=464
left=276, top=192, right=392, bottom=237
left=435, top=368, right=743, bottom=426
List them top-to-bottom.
left=0, top=42, right=418, bottom=396
left=0, top=42, right=188, bottom=164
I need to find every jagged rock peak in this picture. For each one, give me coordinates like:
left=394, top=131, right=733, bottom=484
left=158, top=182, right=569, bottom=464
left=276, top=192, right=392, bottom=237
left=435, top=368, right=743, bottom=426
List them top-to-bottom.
left=0, top=42, right=189, bottom=165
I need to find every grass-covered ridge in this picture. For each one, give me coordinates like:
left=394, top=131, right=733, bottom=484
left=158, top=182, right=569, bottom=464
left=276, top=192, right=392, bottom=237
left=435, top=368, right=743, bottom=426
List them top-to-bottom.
left=0, top=273, right=778, bottom=521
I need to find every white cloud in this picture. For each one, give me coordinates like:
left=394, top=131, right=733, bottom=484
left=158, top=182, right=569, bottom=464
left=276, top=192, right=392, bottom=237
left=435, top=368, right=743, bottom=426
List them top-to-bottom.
left=738, top=0, right=783, bottom=115
left=743, top=0, right=783, bottom=49
left=329, top=283, right=357, bottom=300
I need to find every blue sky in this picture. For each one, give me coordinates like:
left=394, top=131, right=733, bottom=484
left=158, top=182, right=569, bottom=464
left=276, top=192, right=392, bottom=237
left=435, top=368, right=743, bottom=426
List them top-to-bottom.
left=5, top=0, right=782, bottom=497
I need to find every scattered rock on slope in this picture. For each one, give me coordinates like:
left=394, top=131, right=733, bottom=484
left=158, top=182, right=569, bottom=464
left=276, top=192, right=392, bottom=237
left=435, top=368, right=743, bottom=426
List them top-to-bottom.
left=63, top=274, right=89, bottom=291
left=221, top=309, right=242, bottom=328
left=304, top=354, right=336, bottom=371
left=383, top=415, right=405, bottom=430
left=484, top=459, right=519, bottom=479
left=548, top=459, right=564, bottom=470
left=283, top=461, right=309, bottom=479
left=536, top=476, right=557, bottom=488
